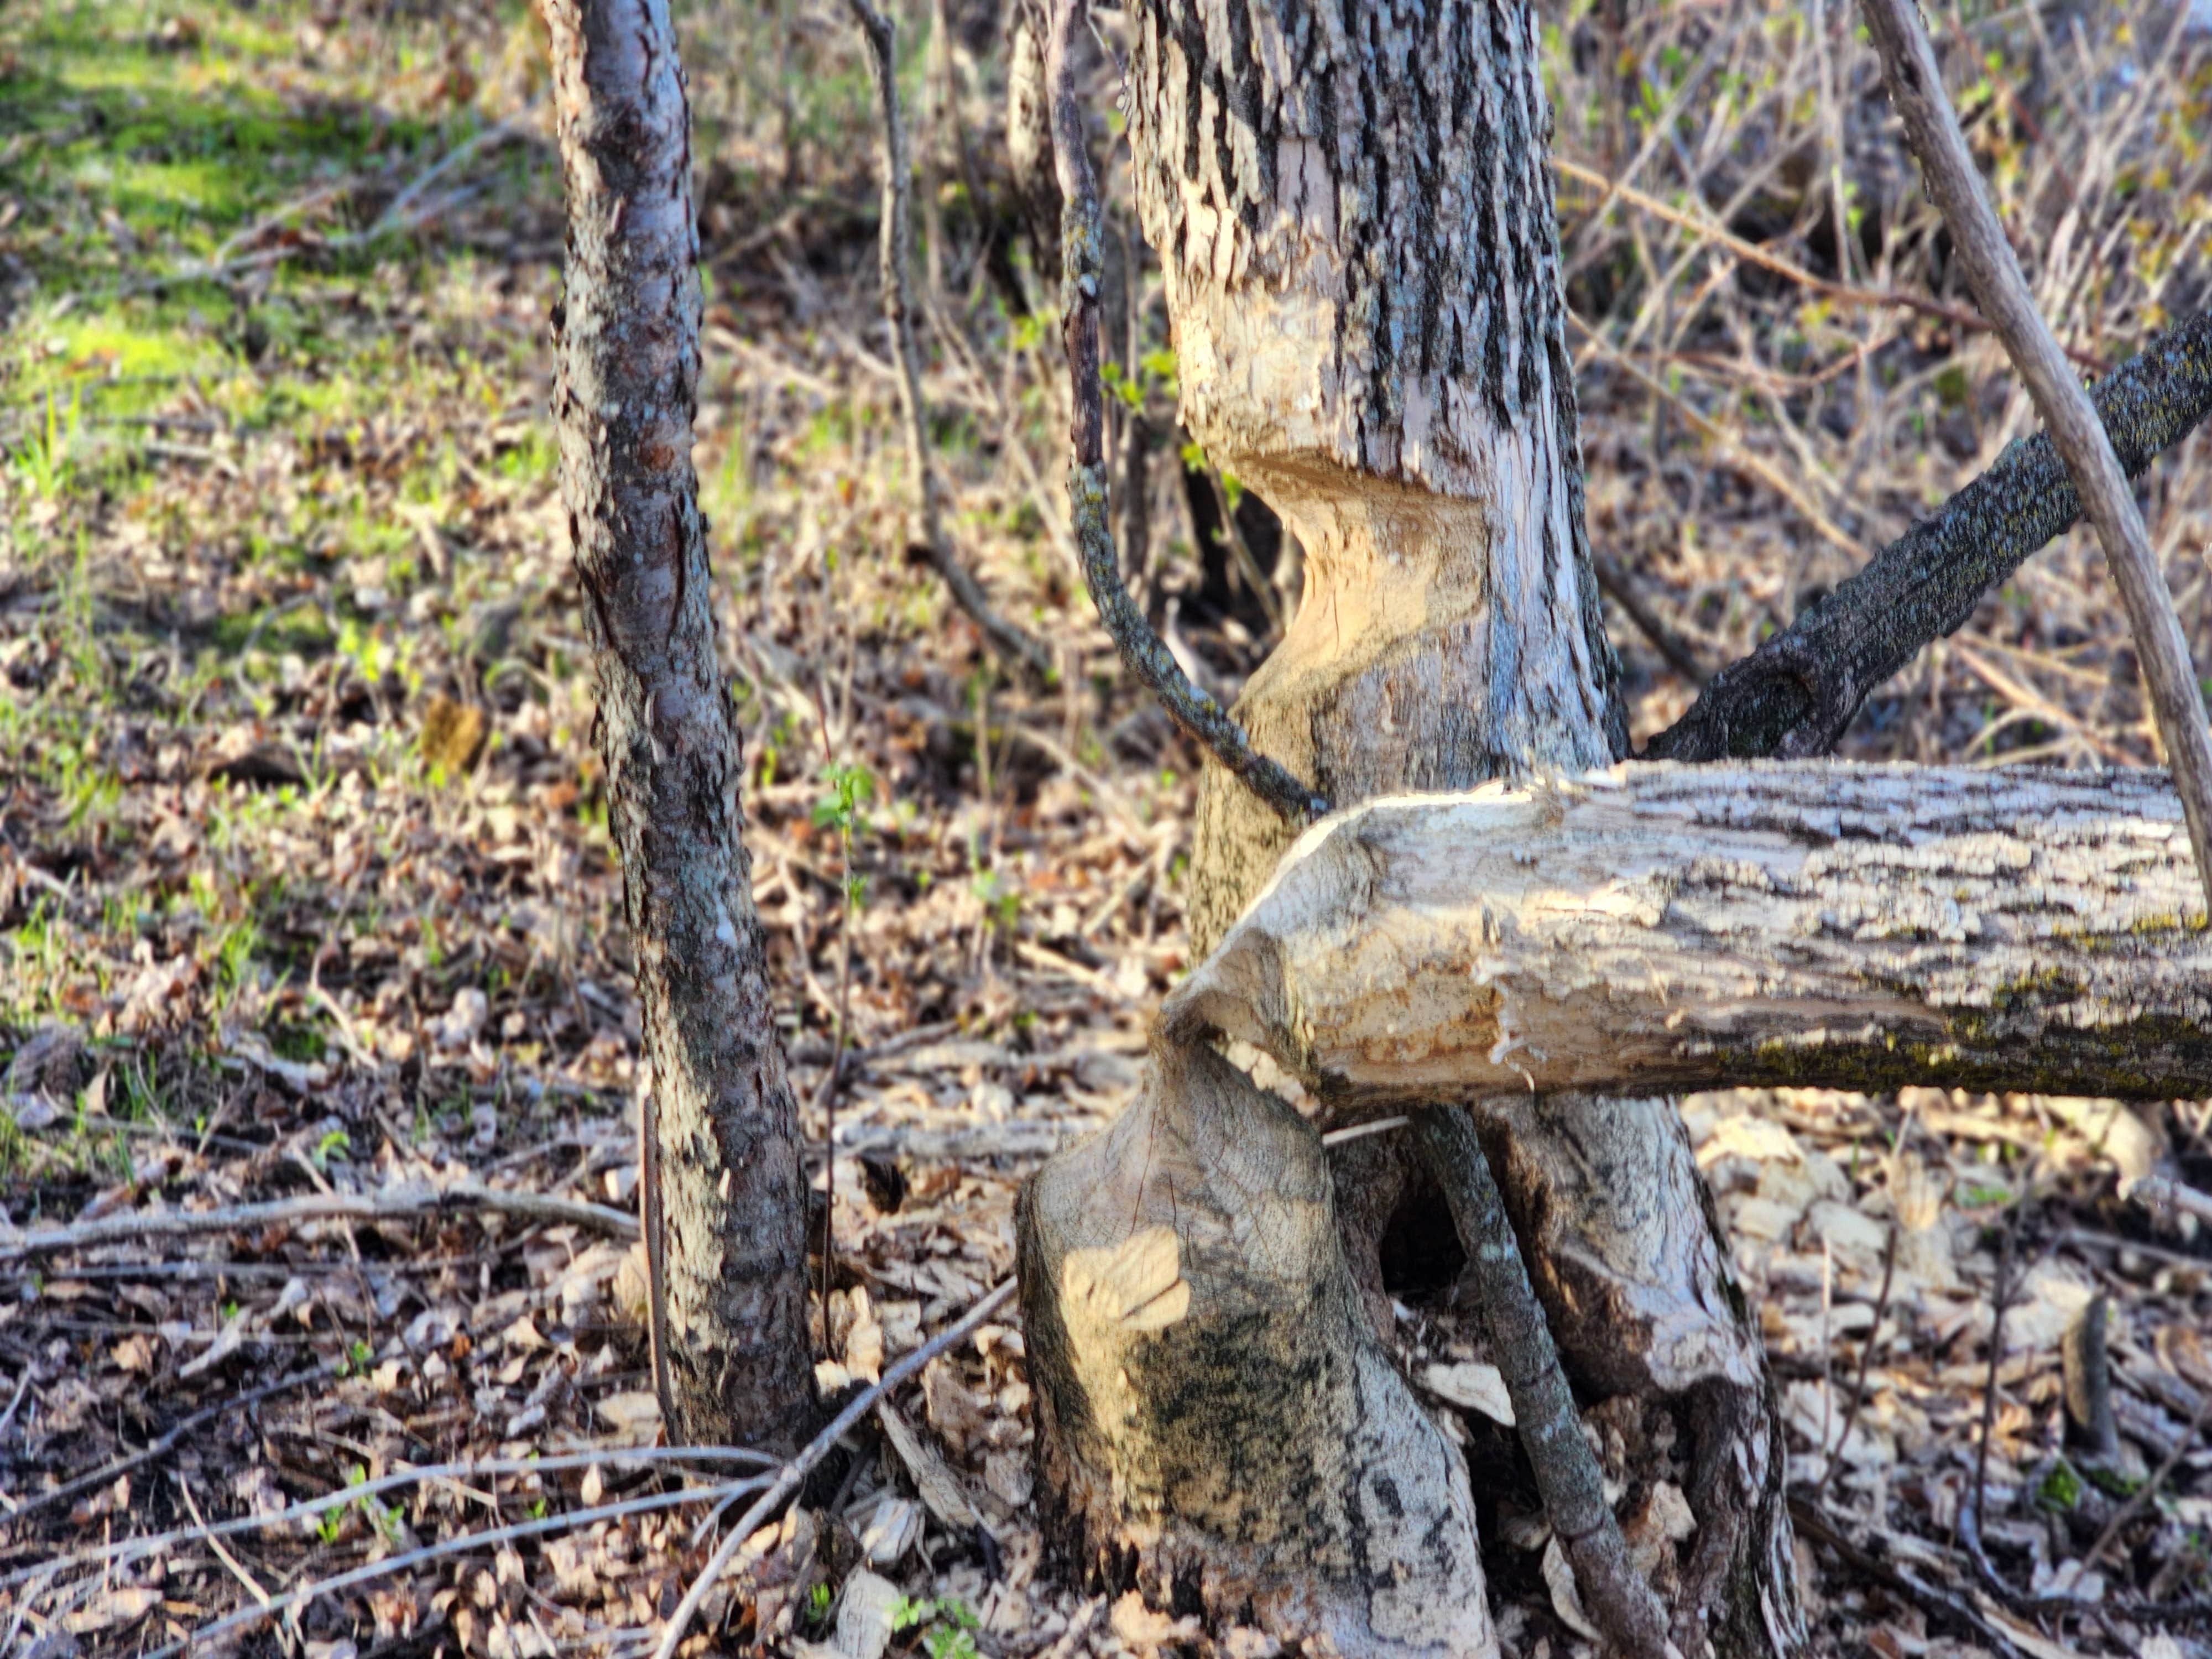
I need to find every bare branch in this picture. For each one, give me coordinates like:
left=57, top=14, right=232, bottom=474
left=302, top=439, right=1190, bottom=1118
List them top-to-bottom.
left=844, top=0, right=1056, bottom=679
left=1045, top=0, right=1325, bottom=826
left=1855, top=0, right=2212, bottom=915
left=1554, top=155, right=2106, bottom=373
left=1647, top=309, right=2212, bottom=764
left=1594, top=551, right=1712, bottom=685
left=1415, top=1105, right=1671, bottom=1659
left=2130, top=1174, right=2212, bottom=1226
left=0, top=1180, right=638, bottom=1261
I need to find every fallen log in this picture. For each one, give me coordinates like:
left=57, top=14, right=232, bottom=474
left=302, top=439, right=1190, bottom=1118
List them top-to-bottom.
left=1165, top=760, right=2212, bottom=1104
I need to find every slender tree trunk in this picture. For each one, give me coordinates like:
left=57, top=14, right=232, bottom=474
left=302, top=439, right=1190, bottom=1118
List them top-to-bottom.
left=541, top=0, right=812, bottom=1451
left=1021, top=3, right=1797, bottom=1653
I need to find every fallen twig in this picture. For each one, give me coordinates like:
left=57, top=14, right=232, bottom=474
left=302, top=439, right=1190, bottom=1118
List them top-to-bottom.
left=1858, top=0, right=2212, bottom=913
left=2130, top=1174, right=2212, bottom=1225
left=0, top=1180, right=639, bottom=1261
left=1814, top=1221, right=1898, bottom=1509
left=648, top=1277, right=1016, bottom=1659
left=12, top=1367, right=327, bottom=1521
left=2085, top=1392, right=2212, bottom=1571
left=8, top=1444, right=774, bottom=1588
left=147, top=1481, right=761, bottom=1659
left=1788, top=1496, right=2027, bottom=1659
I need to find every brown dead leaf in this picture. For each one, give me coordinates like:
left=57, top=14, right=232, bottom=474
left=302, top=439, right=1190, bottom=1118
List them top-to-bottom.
left=420, top=694, right=488, bottom=775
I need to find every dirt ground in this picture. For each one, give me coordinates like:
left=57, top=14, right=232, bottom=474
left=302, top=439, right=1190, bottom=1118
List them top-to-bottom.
left=2, top=1, right=2209, bottom=1656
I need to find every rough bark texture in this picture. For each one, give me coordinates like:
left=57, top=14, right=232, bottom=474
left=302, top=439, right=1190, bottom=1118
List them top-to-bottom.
left=541, top=0, right=810, bottom=1449
left=1118, top=0, right=1625, bottom=948
left=1021, top=6, right=1798, bottom=1656
left=1648, top=309, right=2212, bottom=764
left=1167, top=760, right=2212, bottom=1102
left=1018, top=1042, right=1495, bottom=1657
left=1412, top=1105, right=1672, bottom=1659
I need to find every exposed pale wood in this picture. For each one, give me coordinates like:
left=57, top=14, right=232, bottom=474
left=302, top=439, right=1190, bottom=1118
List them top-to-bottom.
left=540, top=0, right=809, bottom=1447
left=1119, top=0, right=1624, bottom=948
left=1025, top=7, right=1798, bottom=1654
left=1167, top=761, right=2212, bottom=1103
left=1019, top=1043, right=1495, bottom=1658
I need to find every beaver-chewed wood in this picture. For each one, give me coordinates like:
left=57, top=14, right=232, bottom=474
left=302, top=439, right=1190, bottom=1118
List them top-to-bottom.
left=1168, top=760, right=2212, bottom=1102
left=1018, top=1041, right=1495, bottom=1658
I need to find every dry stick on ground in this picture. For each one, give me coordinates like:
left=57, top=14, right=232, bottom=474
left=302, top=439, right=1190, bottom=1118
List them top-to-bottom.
left=844, top=0, right=1054, bottom=681
left=1045, top=0, right=1323, bottom=826
left=1857, top=0, right=2212, bottom=915
left=1648, top=307, right=2212, bottom=763
left=1414, top=1107, right=1671, bottom=1659
left=2131, top=1174, right=2212, bottom=1225
left=0, top=1182, right=639, bottom=1261
left=1960, top=1199, right=2025, bottom=1601
left=1814, top=1222, right=1900, bottom=1510
left=650, top=1278, right=1017, bottom=1659
left=11, top=1368, right=326, bottom=1522
left=2085, top=1393, right=2212, bottom=1571
left=17, top=1447, right=775, bottom=1588
left=151, top=1480, right=763, bottom=1659
left=1786, top=1498, right=2028, bottom=1659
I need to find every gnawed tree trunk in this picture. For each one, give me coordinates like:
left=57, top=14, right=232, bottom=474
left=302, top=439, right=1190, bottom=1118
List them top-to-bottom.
left=542, top=0, right=812, bottom=1450
left=1130, top=0, right=1624, bottom=952
left=1023, top=3, right=1802, bottom=1655
left=1020, top=1041, right=1496, bottom=1657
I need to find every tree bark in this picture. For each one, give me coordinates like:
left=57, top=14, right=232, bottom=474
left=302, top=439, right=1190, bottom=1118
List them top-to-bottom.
left=541, top=0, right=811, bottom=1450
left=1121, top=0, right=1624, bottom=948
left=1022, top=4, right=1798, bottom=1656
left=1647, top=309, right=2212, bottom=764
left=1167, top=760, right=2212, bottom=1103
left=1019, top=1041, right=1496, bottom=1657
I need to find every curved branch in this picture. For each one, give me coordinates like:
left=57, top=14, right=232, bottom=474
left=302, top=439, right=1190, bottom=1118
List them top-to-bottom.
left=846, top=0, right=1055, bottom=680
left=1045, top=0, right=1325, bottom=826
left=1855, top=0, right=2212, bottom=914
left=1647, top=308, right=2212, bottom=764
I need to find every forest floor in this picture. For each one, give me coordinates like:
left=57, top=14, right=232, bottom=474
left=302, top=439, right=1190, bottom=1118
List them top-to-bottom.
left=2, top=1, right=2211, bottom=1657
